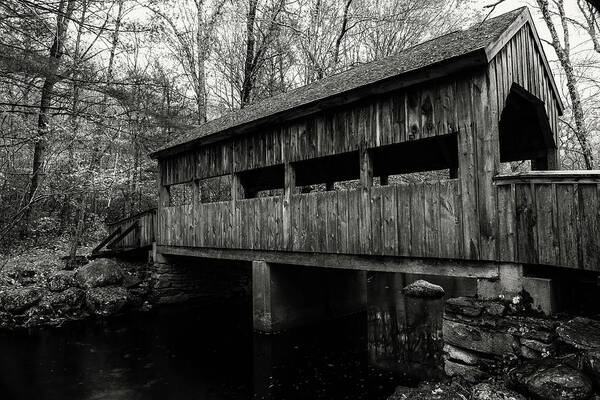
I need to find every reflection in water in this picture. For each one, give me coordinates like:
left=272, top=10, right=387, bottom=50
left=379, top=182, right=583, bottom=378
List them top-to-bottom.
left=0, top=299, right=405, bottom=400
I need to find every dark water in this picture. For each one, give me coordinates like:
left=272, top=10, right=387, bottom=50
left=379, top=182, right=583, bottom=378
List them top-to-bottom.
left=0, top=300, right=401, bottom=400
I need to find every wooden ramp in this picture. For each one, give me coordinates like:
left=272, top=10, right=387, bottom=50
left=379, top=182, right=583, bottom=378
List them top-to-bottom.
left=92, top=208, right=156, bottom=258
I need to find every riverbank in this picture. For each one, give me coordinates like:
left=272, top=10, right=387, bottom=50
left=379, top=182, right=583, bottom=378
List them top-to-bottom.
left=0, top=243, right=152, bottom=329
left=390, top=294, right=600, bottom=400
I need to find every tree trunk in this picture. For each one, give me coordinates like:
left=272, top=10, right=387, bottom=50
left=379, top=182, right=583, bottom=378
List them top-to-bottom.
left=24, top=0, right=75, bottom=227
left=241, top=0, right=258, bottom=108
left=537, top=0, right=595, bottom=169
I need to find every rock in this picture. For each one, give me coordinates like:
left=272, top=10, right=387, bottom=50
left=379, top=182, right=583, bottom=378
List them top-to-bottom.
left=61, top=255, right=88, bottom=270
left=75, top=259, right=124, bottom=289
left=47, top=271, right=75, bottom=292
left=402, top=280, right=445, bottom=299
left=85, top=286, right=128, bottom=316
left=0, top=287, right=42, bottom=313
left=49, top=287, right=85, bottom=309
left=445, top=297, right=484, bottom=317
left=485, top=301, right=507, bottom=316
left=501, top=315, right=557, bottom=343
left=557, top=317, right=600, bottom=350
left=443, top=319, right=518, bottom=356
left=520, top=338, right=555, bottom=356
left=443, top=344, right=481, bottom=365
left=444, top=359, right=486, bottom=382
left=510, top=360, right=592, bottom=400
left=388, top=381, right=469, bottom=400
left=471, top=383, right=526, bottom=400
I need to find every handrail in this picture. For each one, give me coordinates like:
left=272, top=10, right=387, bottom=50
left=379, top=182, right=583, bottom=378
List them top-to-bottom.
left=494, top=170, right=600, bottom=184
left=107, top=208, right=157, bottom=227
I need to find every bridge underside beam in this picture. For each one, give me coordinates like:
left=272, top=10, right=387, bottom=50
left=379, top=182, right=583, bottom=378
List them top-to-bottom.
left=156, top=245, right=501, bottom=279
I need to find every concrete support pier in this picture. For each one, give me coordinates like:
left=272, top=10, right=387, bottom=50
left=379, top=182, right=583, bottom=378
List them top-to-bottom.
left=252, top=261, right=367, bottom=333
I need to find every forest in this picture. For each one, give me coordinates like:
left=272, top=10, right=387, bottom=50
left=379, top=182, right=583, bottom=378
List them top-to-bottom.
left=1, top=0, right=599, bottom=257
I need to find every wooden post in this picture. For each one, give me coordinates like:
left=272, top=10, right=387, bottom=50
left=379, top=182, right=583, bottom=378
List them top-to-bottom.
left=359, top=142, right=373, bottom=252
left=359, top=142, right=373, bottom=188
left=283, top=163, right=296, bottom=249
left=231, top=173, right=244, bottom=201
left=380, top=175, right=389, bottom=186
left=325, top=181, right=334, bottom=191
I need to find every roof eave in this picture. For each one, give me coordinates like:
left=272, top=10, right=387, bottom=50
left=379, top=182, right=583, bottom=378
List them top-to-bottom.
left=149, top=48, right=489, bottom=160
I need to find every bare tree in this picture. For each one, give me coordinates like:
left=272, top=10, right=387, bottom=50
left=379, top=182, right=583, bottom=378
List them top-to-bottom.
left=24, top=0, right=76, bottom=225
left=536, top=0, right=595, bottom=169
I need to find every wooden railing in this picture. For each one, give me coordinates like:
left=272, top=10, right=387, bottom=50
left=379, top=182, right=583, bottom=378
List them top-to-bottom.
left=157, top=171, right=600, bottom=272
left=494, top=171, right=600, bottom=270
left=158, top=180, right=464, bottom=259
left=105, top=208, right=157, bottom=250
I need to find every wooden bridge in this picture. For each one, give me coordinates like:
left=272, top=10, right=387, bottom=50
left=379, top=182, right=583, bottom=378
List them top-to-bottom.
left=96, top=8, right=599, bottom=331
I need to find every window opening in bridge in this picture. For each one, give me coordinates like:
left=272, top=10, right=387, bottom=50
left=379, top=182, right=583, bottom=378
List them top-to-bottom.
left=499, top=83, right=556, bottom=171
left=371, top=134, right=458, bottom=184
left=294, top=151, right=360, bottom=192
left=238, top=164, right=284, bottom=199
left=200, top=175, right=231, bottom=203
left=169, top=183, right=193, bottom=206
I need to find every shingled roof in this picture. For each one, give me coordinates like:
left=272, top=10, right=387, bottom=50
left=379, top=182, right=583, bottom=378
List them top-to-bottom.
left=151, top=7, right=560, bottom=159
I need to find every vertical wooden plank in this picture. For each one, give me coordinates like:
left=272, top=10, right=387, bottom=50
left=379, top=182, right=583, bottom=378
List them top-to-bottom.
left=456, top=78, right=480, bottom=259
left=283, top=163, right=296, bottom=249
left=439, top=180, right=458, bottom=259
left=424, top=182, right=441, bottom=257
left=410, top=183, right=425, bottom=257
left=496, top=183, right=516, bottom=262
left=515, top=183, right=538, bottom=264
left=535, top=183, right=559, bottom=265
left=556, top=184, right=579, bottom=268
left=578, top=184, right=600, bottom=271
left=382, top=185, right=398, bottom=256
left=397, top=185, right=411, bottom=256
left=371, top=187, right=383, bottom=255
left=348, top=190, right=360, bottom=254
left=326, top=191, right=338, bottom=253
left=337, top=191, right=349, bottom=254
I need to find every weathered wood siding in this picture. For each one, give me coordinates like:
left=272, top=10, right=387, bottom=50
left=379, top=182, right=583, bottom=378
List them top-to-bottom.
left=488, top=24, right=560, bottom=145
left=160, top=77, right=469, bottom=186
left=157, top=177, right=600, bottom=271
left=158, top=180, right=463, bottom=260
left=495, top=180, right=600, bottom=271
left=108, top=209, right=157, bottom=250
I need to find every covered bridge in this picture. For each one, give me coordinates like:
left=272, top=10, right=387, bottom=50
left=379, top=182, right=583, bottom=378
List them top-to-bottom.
left=97, top=7, right=600, bottom=331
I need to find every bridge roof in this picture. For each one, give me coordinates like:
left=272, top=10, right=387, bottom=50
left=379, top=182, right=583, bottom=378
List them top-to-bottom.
left=151, top=7, right=561, bottom=159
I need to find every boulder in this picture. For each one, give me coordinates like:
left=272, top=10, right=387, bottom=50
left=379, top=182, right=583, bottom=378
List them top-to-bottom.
left=75, top=259, right=124, bottom=289
left=47, top=271, right=75, bottom=292
left=402, top=280, right=445, bottom=299
left=85, top=286, right=128, bottom=316
left=0, top=287, right=42, bottom=313
left=48, top=287, right=85, bottom=310
left=445, top=297, right=484, bottom=317
left=557, top=317, right=600, bottom=351
left=443, top=319, right=518, bottom=356
left=443, top=344, right=481, bottom=365
left=444, top=359, right=486, bottom=382
left=510, top=360, right=592, bottom=400
left=471, top=383, right=526, bottom=400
